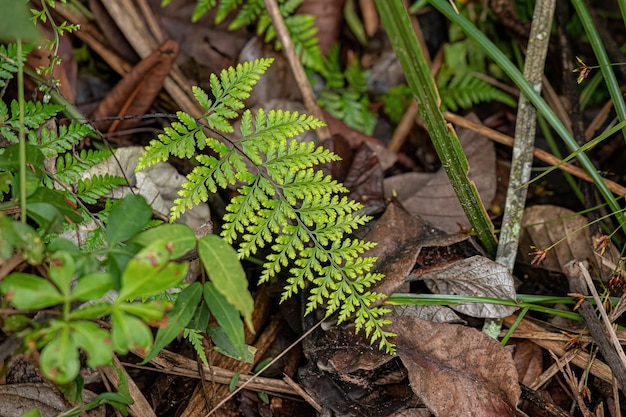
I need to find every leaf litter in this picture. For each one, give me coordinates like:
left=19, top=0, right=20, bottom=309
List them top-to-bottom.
left=10, top=0, right=626, bottom=416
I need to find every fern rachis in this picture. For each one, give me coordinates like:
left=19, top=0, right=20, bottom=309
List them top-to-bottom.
left=137, top=58, right=395, bottom=352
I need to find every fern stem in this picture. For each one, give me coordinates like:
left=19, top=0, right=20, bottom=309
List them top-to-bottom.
left=17, top=37, right=26, bottom=224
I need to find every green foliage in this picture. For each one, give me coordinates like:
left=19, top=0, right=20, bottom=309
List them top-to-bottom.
left=173, top=0, right=324, bottom=72
left=436, top=36, right=516, bottom=112
left=0, top=42, right=32, bottom=87
left=317, top=44, right=377, bottom=135
left=138, top=59, right=395, bottom=352
left=437, top=71, right=517, bottom=112
left=381, top=84, right=413, bottom=123
left=0, top=195, right=193, bottom=384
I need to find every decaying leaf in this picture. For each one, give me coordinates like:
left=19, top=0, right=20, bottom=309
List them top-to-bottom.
left=90, top=40, right=179, bottom=132
left=384, top=113, right=496, bottom=233
left=519, top=205, right=620, bottom=280
left=412, top=255, right=518, bottom=318
left=389, top=304, right=463, bottom=324
left=390, top=316, right=522, bottom=417
left=509, top=339, right=543, bottom=386
left=0, top=383, right=103, bottom=417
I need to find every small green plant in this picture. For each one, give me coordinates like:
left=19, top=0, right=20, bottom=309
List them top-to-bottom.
left=164, top=0, right=323, bottom=72
left=436, top=37, right=516, bottom=112
left=317, top=44, right=377, bottom=135
left=137, top=58, right=395, bottom=352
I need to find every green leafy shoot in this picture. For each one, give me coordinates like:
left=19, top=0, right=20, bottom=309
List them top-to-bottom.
left=137, top=59, right=395, bottom=352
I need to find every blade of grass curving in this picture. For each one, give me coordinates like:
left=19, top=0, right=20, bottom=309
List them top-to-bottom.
left=374, top=0, right=497, bottom=256
left=428, top=0, right=626, bottom=234
left=572, top=0, right=626, bottom=138
left=620, top=0, right=626, bottom=29
left=17, top=38, right=26, bottom=224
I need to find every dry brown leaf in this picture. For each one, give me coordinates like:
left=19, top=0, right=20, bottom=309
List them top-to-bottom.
left=90, top=40, right=179, bottom=132
left=385, top=113, right=496, bottom=233
left=364, top=202, right=448, bottom=298
left=519, top=205, right=620, bottom=279
left=414, top=255, right=518, bottom=318
left=390, top=316, right=522, bottom=417
left=509, top=339, right=543, bottom=386
left=0, top=383, right=103, bottom=417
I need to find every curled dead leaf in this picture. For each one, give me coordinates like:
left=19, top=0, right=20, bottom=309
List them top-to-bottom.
left=390, top=316, right=523, bottom=417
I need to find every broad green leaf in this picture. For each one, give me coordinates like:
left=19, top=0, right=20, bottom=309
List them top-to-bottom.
left=0, top=0, right=40, bottom=42
left=27, top=187, right=83, bottom=224
left=106, top=194, right=153, bottom=247
left=0, top=216, right=44, bottom=264
left=129, top=223, right=197, bottom=258
left=198, top=235, right=254, bottom=329
left=118, top=239, right=188, bottom=300
left=48, top=251, right=76, bottom=297
left=71, top=272, right=114, bottom=301
left=1, top=273, right=63, bottom=309
left=141, top=282, right=203, bottom=364
left=204, top=282, right=245, bottom=352
left=117, top=301, right=168, bottom=322
left=189, top=301, right=210, bottom=331
left=70, top=302, right=112, bottom=320
left=110, top=310, right=153, bottom=355
left=71, top=321, right=113, bottom=368
left=207, top=325, right=255, bottom=363
left=40, top=327, right=80, bottom=384
left=18, top=410, right=41, bottom=417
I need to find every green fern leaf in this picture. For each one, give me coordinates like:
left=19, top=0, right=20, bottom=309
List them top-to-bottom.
left=36, top=121, right=96, bottom=157
left=48, top=149, right=114, bottom=188
left=76, top=174, right=127, bottom=205
left=184, top=328, right=209, bottom=366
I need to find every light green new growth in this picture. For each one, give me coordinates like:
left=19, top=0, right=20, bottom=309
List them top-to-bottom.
left=138, top=58, right=395, bottom=352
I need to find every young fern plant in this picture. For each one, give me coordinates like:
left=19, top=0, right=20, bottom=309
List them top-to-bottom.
left=137, top=58, right=395, bottom=352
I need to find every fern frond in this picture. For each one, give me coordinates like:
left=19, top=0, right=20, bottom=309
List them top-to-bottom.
left=191, top=0, right=217, bottom=22
left=215, top=0, right=243, bottom=23
left=229, top=0, right=264, bottom=28
left=0, top=43, right=32, bottom=88
left=203, top=58, right=274, bottom=131
left=138, top=60, right=395, bottom=352
left=438, top=72, right=516, bottom=112
left=137, top=111, right=206, bottom=170
left=36, top=121, right=95, bottom=157
left=47, top=149, right=114, bottom=188
left=76, top=174, right=127, bottom=205
left=184, top=328, right=209, bottom=366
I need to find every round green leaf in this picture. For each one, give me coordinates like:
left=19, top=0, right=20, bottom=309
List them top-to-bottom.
left=129, top=223, right=197, bottom=259
left=118, top=240, right=188, bottom=300
left=48, top=251, right=76, bottom=297
left=71, top=272, right=114, bottom=302
left=110, top=310, right=153, bottom=355
left=71, top=321, right=113, bottom=368
left=40, top=327, right=80, bottom=385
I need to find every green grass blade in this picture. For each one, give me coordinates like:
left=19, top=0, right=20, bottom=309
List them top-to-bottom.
left=374, top=0, right=497, bottom=256
left=428, top=0, right=626, bottom=234
left=572, top=0, right=626, bottom=138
